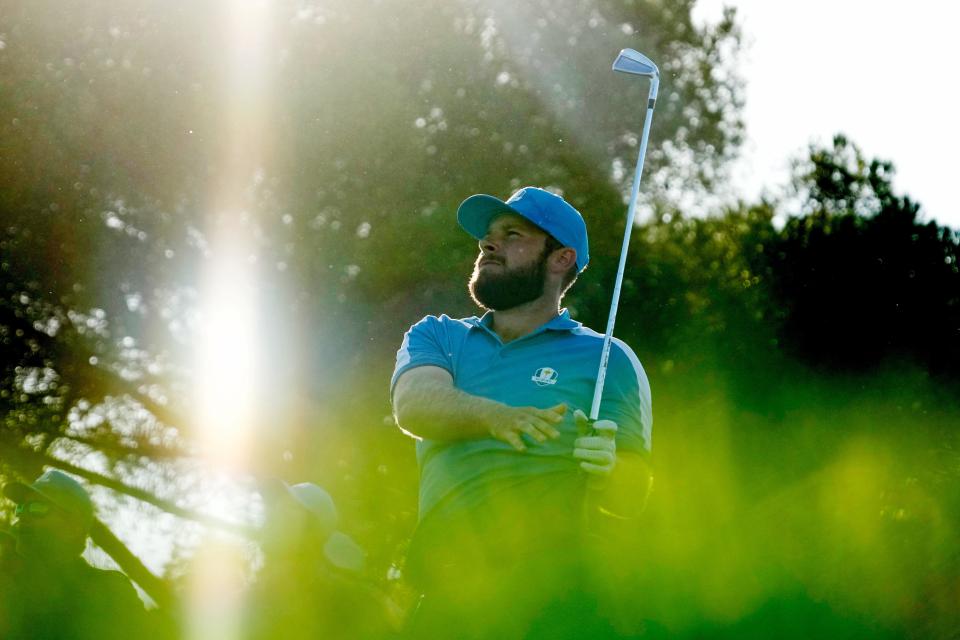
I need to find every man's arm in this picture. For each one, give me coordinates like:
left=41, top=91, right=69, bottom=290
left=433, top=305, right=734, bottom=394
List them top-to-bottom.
left=393, top=365, right=565, bottom=451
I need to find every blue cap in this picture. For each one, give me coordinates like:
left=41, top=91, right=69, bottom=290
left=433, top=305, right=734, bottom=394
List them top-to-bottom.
left=457, top=187, right=590, bottom=271
left=4, top=469, right=95, bottom=531
left=261, top=479, right=367, bottom=572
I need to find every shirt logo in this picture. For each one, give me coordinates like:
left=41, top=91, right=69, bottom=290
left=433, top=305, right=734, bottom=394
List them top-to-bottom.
left=531, top=367, right=559, bottom=387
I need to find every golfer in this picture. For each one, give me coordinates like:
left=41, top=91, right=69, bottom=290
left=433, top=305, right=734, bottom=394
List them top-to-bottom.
left=391, top=186, right=652, bottom=639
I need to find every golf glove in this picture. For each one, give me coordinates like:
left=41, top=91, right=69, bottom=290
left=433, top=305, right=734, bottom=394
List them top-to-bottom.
left=573, top=409, right=617, bottom=489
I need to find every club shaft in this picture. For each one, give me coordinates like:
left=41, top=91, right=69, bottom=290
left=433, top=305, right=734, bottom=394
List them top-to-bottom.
left=590, top=80, right=657, bottom=421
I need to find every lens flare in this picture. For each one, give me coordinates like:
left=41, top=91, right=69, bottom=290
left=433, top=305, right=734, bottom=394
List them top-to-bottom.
left=187, top=0, right=273, bottom=638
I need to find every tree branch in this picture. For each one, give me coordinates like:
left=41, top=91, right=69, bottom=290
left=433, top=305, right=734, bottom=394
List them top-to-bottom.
left=0, top=439, right=258, bottom=539
left=89, top=518, right=176, bottom=611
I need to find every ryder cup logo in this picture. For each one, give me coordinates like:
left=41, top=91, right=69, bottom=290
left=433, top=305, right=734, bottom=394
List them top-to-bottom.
left=531, top=367, right=559, bottom=387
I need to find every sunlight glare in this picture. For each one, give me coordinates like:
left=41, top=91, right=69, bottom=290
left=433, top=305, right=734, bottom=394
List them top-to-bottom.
left=187, top=1, right=273, bottom=638
left=194, top=240, right=259, bottom=469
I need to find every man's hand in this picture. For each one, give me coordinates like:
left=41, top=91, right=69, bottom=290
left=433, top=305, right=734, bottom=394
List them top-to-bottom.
left=393, top=367, right=567, bottom=447
left=487, top=403, right=566, bottom=451
left=573, top=409, right=617, bottom=489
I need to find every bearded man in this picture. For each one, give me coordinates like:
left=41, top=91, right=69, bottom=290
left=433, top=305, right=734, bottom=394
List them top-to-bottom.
left=391, top=187, right=653, bottom=639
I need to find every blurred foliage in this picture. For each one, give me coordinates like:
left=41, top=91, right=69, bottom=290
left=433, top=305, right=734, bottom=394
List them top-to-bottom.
left=1, top=0, right=958, bottom=637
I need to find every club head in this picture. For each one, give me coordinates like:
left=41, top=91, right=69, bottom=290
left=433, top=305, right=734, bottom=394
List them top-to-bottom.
left=612, top=49, right=659, bottom=78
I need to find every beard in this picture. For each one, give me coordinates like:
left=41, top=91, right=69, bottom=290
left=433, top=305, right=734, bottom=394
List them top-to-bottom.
left=468, top=250, right=548, bottom=311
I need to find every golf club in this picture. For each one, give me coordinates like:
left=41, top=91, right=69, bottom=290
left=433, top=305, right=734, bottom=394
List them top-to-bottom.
left=589, top=48, right=660, bottom=421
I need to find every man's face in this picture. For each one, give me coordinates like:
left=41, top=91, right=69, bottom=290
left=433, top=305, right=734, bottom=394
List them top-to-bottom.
left=468, top=214, right=550, bottom=311
left=12, top=498, right=85, bottom=560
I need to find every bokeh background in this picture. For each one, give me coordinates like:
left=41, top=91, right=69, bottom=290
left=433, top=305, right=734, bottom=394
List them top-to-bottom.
left=1, top=0, right=958, bottom=637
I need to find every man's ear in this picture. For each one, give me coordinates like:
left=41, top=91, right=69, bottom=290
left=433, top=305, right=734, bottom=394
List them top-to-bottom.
left=550, top=247, right=577, bottom=273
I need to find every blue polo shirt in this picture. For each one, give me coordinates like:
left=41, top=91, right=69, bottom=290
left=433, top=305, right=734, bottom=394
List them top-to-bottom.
left=392, top=310, right=652, bottom=525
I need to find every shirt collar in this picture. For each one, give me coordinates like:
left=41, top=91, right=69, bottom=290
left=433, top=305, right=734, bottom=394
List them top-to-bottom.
left=545, top=308, right=579, bottom=330
left=466, top=309, right=580, bottom=333
left=469, top=311, right=495, bottom=329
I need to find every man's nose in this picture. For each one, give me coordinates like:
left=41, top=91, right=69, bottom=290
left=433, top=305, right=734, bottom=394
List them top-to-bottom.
left=479, top=236, right=499, bottom=254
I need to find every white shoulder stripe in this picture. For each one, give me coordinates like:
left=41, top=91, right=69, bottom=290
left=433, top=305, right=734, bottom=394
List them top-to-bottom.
left=395, top=331, right=412, bottom=370
left=611, top=337, right=653, bottom=450
left=611, top=338, right=646, bottom=381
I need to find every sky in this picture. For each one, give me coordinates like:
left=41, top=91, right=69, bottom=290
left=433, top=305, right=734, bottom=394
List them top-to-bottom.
left=691, top=0, right=960, bottom=230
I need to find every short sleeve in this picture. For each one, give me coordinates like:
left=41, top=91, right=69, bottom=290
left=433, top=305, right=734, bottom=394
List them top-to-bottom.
left=391, top=316, right=455, bottom=398
left=601, top=338, right=653, bottom=454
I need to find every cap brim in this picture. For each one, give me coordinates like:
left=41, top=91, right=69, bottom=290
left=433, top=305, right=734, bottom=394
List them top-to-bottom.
left=457, top=194, right=522, bottom=239
left=3, top=481, right=39, bottom=505
left=3, top=481, right=81, bottom=522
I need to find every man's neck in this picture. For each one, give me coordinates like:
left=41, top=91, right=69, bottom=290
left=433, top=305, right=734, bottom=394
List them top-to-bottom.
left=489, top=297, right=561, bottom=343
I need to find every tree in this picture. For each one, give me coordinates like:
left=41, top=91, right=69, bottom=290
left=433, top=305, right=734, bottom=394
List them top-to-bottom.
left=768, top=135, right=960, bottom=376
